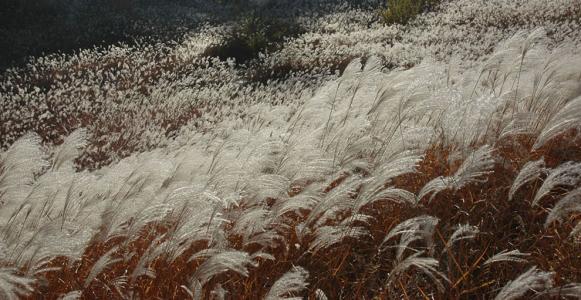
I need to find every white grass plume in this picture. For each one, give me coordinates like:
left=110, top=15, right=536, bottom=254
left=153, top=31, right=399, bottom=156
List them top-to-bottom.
left=534, top=95, right=581, bottom=149
left=51, top=128, right=88, bottom=171
left=0, top=133, right=48, bottom=220
left=0, top=133, right=47, bottom=186
left=418, top=145, right=495, bottom=202
left=447, top=146, right=496, bottom=188
left=349, top=151, right=421, bottom=210
left=373, top=151, right=423, bottom=183
left=352, top=152, right=422, bottom=212
left=287, top=157, right=335, bottom=184
left=509, top=158, right=548, bottom=201
left=533, top=161, right=581, bottom=206
left=245, top=174, right=290, bottom=205
left=305, top=175, right=362, bottom=227
left=272, top=185, right=322, bottom=219
left=355, top=185, right=417, bottom=214
left=545, top=187, right=581, bottom=228
left=158, top=200, right=226, bottom=263
left=125, top=204, right=173, bottom=242
left=231, top=207, right=271, bottom=241
left=382, top=215, right=439, bottom=260
left=383, top=215, right=439, bottom=243
left=448, top=224, right=479, bottom=246
left=308, top=225, right=369, bottom=253
left=243, top=229, right=285, bottom=249
left=129, top=235, right=165, bottom=284
left=84, top=246, right=122, bottom=288
left=484, top=249, right=530, bottom=266
left=190, top=250, right=257, bottom=285
left=387, top=252, right=449, bottom=292
left=265, top=266, right=309, bottom=300
left=494, top=266, right=554, bottom=300
left=0, top=268, right=35, bottom=300
left=189, top=279, right=202, bottom=300
left=537, top=283, right=581, bottom=299
left=315, top=289, right=328, bottom=300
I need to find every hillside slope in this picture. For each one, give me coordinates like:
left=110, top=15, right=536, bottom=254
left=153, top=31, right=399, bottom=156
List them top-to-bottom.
left=1, top=0, right=581, bottom=299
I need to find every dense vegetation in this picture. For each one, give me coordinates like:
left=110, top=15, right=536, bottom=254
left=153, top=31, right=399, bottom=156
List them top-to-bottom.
left=0, top=0, right=297, bottom=71
left=1, top=0, right=581, bottom=299
left=380, top=0, right=441, bottom=24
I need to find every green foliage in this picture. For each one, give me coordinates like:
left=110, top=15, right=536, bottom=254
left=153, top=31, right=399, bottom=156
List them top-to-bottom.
left=380, top=0, right=440, bottom=25
left=208, top=14, right=303, bottom=64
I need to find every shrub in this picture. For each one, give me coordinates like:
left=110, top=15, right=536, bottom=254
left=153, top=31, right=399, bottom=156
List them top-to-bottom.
left=380, top=0, right=440, bottom=25
left=207, top=14, right=304, bottom=64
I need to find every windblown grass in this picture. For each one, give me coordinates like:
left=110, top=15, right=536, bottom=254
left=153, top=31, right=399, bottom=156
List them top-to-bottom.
left=1, top=1, right=581, bottom=299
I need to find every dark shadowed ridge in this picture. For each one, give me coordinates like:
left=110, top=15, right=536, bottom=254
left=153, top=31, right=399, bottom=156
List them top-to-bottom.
left=0, top=0, right=381, bottom=72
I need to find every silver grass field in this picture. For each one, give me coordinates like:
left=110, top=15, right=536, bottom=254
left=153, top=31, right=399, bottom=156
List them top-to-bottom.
left=1, top=0, right=581, bottom=299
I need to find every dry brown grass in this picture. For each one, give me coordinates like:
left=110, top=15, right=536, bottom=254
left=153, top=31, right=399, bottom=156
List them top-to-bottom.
left=17, top=129, right=580, bottom=299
